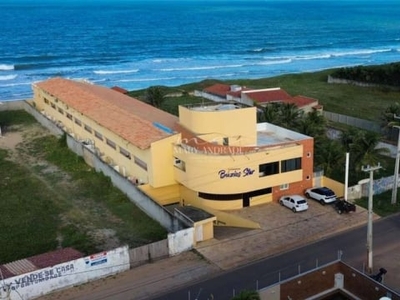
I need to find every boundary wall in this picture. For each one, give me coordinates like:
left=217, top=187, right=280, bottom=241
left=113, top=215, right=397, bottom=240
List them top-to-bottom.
left=128, top=227, right=194, bottom=267
left=0, top=246, right=130, bottom=300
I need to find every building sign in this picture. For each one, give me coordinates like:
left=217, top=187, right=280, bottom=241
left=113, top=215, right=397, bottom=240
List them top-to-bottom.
left=218, top=167, right=255, bottom=179
left=84, top=251, right=108, bottom=267
left=11, top=263, right=75, bottom=290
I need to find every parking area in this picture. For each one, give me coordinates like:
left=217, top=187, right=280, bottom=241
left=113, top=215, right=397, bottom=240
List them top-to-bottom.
left=195, top=199, right=376, bottom=270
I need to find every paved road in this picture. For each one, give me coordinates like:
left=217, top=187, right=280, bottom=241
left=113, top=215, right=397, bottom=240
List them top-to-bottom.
left=152, top=213, right=400, bottom=300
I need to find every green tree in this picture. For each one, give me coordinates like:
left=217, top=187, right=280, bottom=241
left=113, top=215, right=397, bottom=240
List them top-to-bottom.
left=145, top=86, right=166, bottom=108
left=279, top=102, right=303, bottom=130
left=381, top=102, right=400, bottom=140
left=258, top=103, right=281, bottom=124
left=298, top=110, right=327, bottom=138
left=339, top=127, right=359, bottom=152
left=350, top=130, right=390, bottom=172
left=314, top=137, right=344, bottom=177
left=232, top=289, right=260, bottom=300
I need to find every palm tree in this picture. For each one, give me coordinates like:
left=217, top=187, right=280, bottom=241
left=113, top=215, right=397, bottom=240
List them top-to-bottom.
left=145, top=86, right=166, bottom=108
left=381, top=102, right=400, bottom=140
left=258, top=103, right=281, bottom=124
left=279, top=103, right=303, bottom=130
left=298, top=110, right=327, bottom=138
left=339, top=127, right=359, bottom=152
left=350, top=130, right=390, bottom=171
left=314, top=137, right=344, bottom=177
left=232, top=289, right=260, bottom=300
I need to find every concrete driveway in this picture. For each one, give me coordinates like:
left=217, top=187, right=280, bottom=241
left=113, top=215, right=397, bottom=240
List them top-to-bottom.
left=195, top=200, right=375, bottom=270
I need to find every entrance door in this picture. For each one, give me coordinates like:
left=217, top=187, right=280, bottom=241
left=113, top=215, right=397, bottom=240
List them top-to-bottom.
left=243, top=187, right=272, bottom=207
left=243, top=194, right=250, bottom=207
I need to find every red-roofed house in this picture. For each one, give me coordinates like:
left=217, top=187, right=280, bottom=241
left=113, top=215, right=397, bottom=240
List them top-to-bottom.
left=196, top=84, right=322, bottom=113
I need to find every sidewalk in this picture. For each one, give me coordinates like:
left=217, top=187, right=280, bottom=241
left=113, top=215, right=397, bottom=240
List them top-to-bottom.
left=41, top=202, right=400, bottom=300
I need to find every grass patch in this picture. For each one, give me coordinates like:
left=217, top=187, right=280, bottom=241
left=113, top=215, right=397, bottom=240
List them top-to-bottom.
left=131, top=69, right=400, bottom=122
left=0, top=110, right=37, bottom=126
left=0, top=112, right=167, bottom=263
left=27, top=135, right=168, bottom=249
left=0, top=150, right=59, bottom=263
left=355, top=190, right=400, bottom=217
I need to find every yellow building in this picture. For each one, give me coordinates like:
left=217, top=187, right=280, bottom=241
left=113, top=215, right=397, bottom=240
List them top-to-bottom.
left=33, top=77, right=179, bottom=188
left=32, top=78, right=314, bottom=216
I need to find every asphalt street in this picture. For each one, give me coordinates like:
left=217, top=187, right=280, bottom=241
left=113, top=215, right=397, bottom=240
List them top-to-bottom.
left=152, top=214, right=400, bottom=300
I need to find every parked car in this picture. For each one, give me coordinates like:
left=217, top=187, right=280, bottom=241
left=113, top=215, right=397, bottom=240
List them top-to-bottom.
left=305, top=187, right=337, bottom=205
left=279, top=195, right=309, bottom=213
left=334, top=198, right=356, bottom=214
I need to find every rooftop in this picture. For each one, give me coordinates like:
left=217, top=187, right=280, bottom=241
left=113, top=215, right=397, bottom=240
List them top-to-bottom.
left=35, top=77, right=178, bottom=149
left=184, top=101, right=248, bottom=112
left=256, top=122, right=311, bottom=147
left=175, top=206, right=215, bottom=223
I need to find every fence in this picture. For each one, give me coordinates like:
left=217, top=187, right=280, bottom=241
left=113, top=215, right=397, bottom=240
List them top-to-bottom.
left=323, top=111, right=382, bottom=133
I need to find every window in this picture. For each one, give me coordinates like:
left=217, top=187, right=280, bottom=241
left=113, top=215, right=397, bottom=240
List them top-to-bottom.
left=44, top=98, right=49, bottom=104
left=50, top=102, right=56, bottom=109
left=58, top=107, right=64, bottom=114
left=66, top=113, right=73, bottom=120
left=74, top=118, right=82, bottom=126
left=84, top=124, right=92, bottom=133
left=94, top=130, right=103, bottom=140
left=223, top=137, right=229, bottom=146
left=106, top=138, right=116, bottom=149
left=119, top=147, right=131, bottom=159
left=134, top=156, right=147, bottom=171
left=174, top=157, right=186, bottom=171
left=281, top=158, right=301, bottom=173
left=259, top=161, right=279, bottom=177
left=280, top=183, right=289, bottom=190
left=199, top=192, right=242, bottom=201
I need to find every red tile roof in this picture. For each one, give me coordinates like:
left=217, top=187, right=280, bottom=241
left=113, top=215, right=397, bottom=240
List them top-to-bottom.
left=36, top=78, right=178, bottom=149
left=203, top=83, right=231, bottom=98
left=203, top=85, right=320, bottom=110
left=243, top=88, right=292, bottom=103
left=289, top=95, right=319, bottom=108
left=0, top=248, right=82, bottom=279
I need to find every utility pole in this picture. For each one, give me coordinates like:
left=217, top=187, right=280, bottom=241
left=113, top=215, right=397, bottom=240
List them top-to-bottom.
left=391, top=114, right=400, bottom=205
left=344, top=152, right=349, bottom=201
left=362, top=163, right=382, bottom=274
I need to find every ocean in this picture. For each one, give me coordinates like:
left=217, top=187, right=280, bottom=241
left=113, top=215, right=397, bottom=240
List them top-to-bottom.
left=0, top=0, right=399, bottom=101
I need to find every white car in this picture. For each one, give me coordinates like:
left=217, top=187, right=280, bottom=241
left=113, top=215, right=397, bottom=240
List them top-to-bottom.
left=305, top=187, right=337, bottom=205
left=279, top=195, right=309, bottom=213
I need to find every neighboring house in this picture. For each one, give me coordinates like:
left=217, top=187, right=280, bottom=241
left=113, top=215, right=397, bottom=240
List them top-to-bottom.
left=32, top=78, right=314, bottom=220
left=196, top=83, right=322, bottom=113
left=260, top=260, right=400, bottom=300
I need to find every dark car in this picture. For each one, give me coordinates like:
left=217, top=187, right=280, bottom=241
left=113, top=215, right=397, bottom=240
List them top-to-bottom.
left=334, top=198, right=356, bottom=214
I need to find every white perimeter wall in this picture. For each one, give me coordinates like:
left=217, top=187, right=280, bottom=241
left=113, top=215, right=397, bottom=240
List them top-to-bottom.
left=168, top=227, right=194, bottom=255
left=0, top=246, right=130, bottom=300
